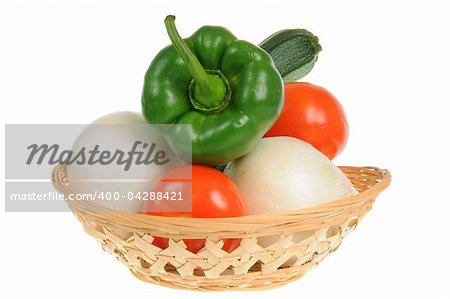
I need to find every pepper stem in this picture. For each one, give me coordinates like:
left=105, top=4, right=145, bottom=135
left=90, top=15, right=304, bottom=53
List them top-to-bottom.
left=164, top=15, right=230, bottom=113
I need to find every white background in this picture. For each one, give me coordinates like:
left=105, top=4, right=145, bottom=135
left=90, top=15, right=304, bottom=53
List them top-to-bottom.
left=1, top=0, right=450, bottom=298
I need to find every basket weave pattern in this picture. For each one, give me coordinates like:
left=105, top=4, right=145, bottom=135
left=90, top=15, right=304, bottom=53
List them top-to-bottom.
left=52, top=165, right=390, bottom=291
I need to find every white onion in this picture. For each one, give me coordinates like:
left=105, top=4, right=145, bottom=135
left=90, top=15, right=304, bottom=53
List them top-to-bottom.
left=67, top=111, right=185, bottom=212
left=224, top=136, right=357, bottom=214
left=225, top=137, right=357, bottom=250
left=225, top=137, right=358, bottom=251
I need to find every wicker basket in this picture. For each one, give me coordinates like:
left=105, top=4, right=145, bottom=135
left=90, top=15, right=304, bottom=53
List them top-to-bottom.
left=52, top=164, right=390, bottom=291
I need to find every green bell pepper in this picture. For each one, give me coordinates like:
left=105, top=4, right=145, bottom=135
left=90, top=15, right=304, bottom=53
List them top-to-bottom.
left=142, top=15, right=283, bottom=165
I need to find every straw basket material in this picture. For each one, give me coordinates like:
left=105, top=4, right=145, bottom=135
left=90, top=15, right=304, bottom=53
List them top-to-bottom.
left=52, top=165, right=390, bottom=291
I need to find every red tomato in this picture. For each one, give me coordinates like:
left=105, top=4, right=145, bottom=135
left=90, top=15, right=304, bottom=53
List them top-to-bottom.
left=265, top=82, right=349, bottom=160
left=144, top=165, right=246, bottom=253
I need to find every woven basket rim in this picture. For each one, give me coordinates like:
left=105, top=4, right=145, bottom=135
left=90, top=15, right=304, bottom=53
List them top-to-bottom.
left=52, top=164, right=390, bottom=237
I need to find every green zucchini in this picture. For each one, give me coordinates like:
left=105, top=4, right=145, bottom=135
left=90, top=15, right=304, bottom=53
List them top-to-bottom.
left=259, top=29, right=322, bottom=82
